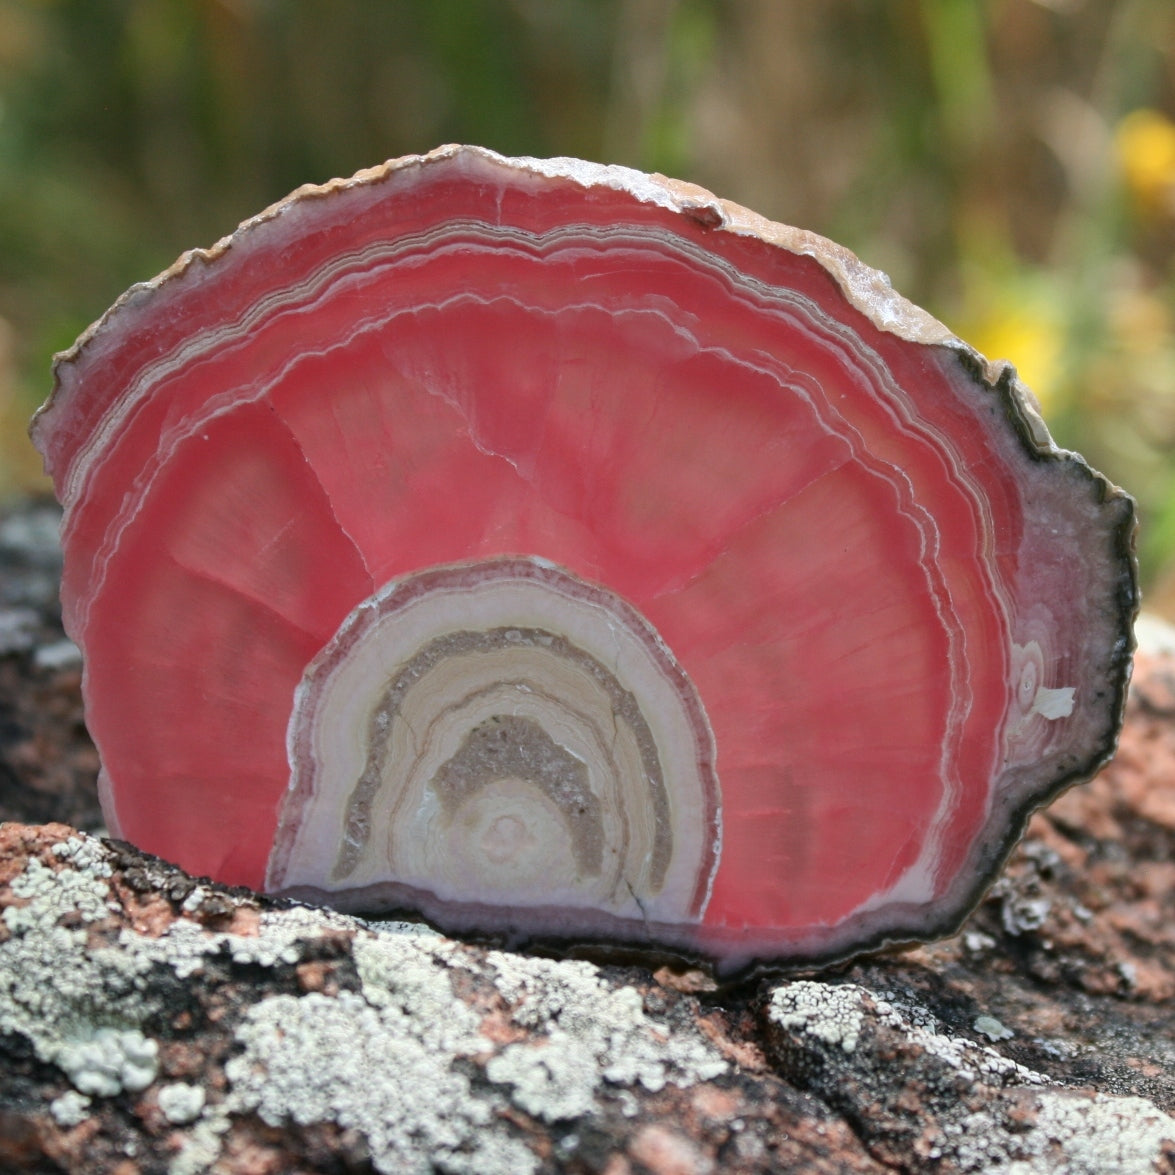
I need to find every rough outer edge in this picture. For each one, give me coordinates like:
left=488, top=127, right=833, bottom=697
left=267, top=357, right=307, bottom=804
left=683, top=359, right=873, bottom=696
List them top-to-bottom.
left=25, top=145, right=1045, bottom=438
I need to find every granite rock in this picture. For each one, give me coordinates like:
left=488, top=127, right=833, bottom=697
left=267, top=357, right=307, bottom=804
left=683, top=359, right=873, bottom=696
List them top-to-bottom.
left=0, top=499, right=1172, bottom=1174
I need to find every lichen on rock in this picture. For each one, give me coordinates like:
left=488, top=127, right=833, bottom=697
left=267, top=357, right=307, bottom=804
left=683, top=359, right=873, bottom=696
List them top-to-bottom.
left=0, top=825, right=734, bottom=1174
left=484, top=951, right=726, bottom=1122
left=766, top=977, right=1173, bottom=1174
left=226, top=989, right=531, bottom=1175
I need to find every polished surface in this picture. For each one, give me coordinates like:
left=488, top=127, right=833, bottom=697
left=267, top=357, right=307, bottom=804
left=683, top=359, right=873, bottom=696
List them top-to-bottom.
left=33, top=147, right=1136, bottom=972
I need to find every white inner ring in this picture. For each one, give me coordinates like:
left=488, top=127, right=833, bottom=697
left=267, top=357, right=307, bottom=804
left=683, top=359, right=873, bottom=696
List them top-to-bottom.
left=267, top=557, right=720, bottom=924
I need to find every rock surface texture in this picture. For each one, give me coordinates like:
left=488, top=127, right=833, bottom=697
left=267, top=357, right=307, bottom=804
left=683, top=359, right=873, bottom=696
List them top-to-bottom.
left=0, top=500, right=1172, bottom=1173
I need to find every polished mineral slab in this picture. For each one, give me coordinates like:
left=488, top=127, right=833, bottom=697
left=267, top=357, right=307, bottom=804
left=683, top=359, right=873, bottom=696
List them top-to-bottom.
left=32, top=145, right=1137, bottom=974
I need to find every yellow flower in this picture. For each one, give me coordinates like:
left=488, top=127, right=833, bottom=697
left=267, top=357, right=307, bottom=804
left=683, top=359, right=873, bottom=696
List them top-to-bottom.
left=1115, top=108, right=1175, bottom=217
left=954, top=271, right=1064, bottom=412
left=971, top=313, right=1063, bottom=411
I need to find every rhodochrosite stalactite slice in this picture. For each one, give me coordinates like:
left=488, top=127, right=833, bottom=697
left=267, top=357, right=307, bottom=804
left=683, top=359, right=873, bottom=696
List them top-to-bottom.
left=32, top=146, right=1136, bottom=974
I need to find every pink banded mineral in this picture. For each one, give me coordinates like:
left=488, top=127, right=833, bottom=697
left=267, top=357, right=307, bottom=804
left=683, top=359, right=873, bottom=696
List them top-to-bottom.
left=32, top=146, right=1136, bottom=974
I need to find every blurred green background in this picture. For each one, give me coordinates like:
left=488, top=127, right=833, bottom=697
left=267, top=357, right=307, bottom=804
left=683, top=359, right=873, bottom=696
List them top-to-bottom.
left=2, top=0, right=1174, bottom=602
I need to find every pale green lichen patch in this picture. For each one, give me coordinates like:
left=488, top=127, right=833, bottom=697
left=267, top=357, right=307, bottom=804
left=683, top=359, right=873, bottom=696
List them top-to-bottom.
left=0, top=837, right=393, bottom=1103
left=0, top=839, right=160, bottom=1091
left=4, top=851, right=111, bottom=933
left=125, top=903, right=360, bottom=977
left=0, top=917, right=157, bottom=1063
left=168, top=927, right=501, bottom=1175
left=352, top=930, right=482, bottom=1046
left=484, top=951, right=727, bottom=1122
left=769, top=981, right=866, bottom=1054
left=225, top=990, right=533, bottom=1175
left=974, top=1014, right=1014, bottom=1042
left=56, top=1026, right=158, bottom=1096
left=486, top=1031, right=606, bottom=1122
left=157, top=1081, right=206, bottom=1125
left=49, top=1089, right=91, bottom=1128
left=943, top=1093, right=1175, bottom=1174
left=1028, top=1093, right=1175, bottom=1175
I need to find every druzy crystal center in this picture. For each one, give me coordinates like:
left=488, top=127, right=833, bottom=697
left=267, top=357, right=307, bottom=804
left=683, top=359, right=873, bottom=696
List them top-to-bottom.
left=267, top=557, right=722, bottom=924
